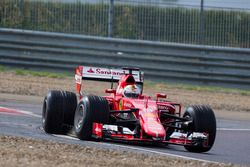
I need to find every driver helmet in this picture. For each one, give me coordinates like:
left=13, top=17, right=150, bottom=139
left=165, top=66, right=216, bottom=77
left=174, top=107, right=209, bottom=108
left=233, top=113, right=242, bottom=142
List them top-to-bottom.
left=123, top=85, right=141, bottom=98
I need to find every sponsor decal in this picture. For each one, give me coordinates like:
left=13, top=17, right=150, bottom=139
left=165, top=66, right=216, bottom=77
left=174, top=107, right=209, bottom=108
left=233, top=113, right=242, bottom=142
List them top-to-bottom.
left=82, top=66, right=142, bottom=82
left=85, top=67, right=139, bottom=77
left=87, top=68, right=95, bottom=73
left=96, top=68, right=124, bottom=76
left=124, top=102, right=132, bottom=108
left=158, top=105, right=168, bottom=110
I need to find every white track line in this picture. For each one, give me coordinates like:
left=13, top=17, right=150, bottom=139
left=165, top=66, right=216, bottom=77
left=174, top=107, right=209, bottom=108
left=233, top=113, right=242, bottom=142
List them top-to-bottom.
left=0, top=106, right=41, bottom=118
left=16, top=110, right=41, bottom=118
left=53, top=134, right=80, bottom=141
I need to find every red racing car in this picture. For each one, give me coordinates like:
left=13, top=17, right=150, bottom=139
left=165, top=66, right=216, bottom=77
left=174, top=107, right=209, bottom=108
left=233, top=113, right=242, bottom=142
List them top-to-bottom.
left=42, top=66, right=216, bottom=153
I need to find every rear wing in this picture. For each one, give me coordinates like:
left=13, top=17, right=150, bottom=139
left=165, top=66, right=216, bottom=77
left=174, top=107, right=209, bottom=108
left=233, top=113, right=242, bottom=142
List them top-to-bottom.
left=75, top=66, right=144, bottom=95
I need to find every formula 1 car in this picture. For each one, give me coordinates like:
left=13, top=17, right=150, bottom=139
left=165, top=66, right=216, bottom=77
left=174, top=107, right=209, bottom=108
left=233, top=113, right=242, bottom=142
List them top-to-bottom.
left=42, top=66, right=216, bottom=153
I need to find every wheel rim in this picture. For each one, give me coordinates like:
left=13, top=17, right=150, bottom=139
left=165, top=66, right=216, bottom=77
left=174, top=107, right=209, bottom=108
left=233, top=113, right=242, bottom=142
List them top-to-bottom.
left=75, top=104, right=86, bottom=132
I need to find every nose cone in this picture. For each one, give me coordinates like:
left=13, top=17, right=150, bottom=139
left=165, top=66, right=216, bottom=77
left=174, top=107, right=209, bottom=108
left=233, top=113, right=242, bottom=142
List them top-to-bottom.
left=138, top=104, right=166, bottom=139
left=142, top=121, right=166, bottom=138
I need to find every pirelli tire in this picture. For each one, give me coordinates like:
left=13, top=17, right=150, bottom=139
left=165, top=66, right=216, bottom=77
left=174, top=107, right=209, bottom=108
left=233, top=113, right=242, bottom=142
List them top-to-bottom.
left=42, top=90, right=77, bottom=134
left=74, top=95, right=110, bottom=140
left=183, top=105, right=216, bottom=153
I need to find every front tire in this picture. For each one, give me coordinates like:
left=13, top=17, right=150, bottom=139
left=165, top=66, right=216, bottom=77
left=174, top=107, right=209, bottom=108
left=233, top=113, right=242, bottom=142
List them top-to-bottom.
left=74, top=95, right=110, bottom=140
left=183, top=105, right=216, bottom=153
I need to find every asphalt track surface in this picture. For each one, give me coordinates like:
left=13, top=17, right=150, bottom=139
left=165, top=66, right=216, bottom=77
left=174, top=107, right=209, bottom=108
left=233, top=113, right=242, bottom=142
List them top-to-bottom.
left=1, top=99, right=250, bottom=166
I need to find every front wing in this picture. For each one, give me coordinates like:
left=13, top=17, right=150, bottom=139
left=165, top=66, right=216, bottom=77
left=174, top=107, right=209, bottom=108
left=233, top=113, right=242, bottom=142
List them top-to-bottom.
left=92, top=123, right=209, bottom=147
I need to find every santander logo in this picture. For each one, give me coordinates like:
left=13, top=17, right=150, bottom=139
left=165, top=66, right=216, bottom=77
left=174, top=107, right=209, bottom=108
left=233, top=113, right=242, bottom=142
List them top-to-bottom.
left=86, top=67, right=129, bottom=77
left=87, top=68, right=95, bottom=73
left=96, top=68, right=124, bottom=76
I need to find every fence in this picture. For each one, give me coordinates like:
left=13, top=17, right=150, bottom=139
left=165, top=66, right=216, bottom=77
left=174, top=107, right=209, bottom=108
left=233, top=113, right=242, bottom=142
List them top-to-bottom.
left=0, top=0, right=249, bottom=48
left=1, top=28, right=250, bottom=89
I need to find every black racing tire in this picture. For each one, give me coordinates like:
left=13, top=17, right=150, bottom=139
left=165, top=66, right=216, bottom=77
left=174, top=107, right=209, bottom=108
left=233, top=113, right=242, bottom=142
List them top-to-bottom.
left=42, top=90, right=77, bottom=134
left=42, top=90, right=64, bottom=134
left=61, top=91, right=77, bottom=126
left=74, top=95, right=110, bottom=140
left=183, top=105, right=216, bottom=153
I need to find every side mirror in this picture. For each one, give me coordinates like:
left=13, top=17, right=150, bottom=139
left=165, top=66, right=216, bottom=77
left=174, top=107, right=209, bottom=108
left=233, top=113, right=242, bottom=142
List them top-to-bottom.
left=105, top=89, right=116, bottom=94
left=156, top=93, right=167, bottom=101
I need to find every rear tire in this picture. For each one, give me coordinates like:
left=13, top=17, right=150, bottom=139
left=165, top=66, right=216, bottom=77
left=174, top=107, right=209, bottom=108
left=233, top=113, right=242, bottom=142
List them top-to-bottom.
left=42, top=90, right=77, bottom=134
left=62, top=91, right=77, bottom=126
left=74, top=95, right=110, bottom=140
left=183, top=105, right=216, bottom=153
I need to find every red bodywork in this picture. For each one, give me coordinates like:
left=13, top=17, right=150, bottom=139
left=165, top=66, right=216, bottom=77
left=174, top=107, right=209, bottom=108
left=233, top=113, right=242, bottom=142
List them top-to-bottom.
left=75, top=66, right=208, bottom=146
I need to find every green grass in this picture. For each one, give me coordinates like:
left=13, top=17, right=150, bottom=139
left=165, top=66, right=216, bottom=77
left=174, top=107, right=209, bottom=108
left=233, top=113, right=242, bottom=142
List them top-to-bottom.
left=0, top=65, right=6, bottom=72
left=15, top=69, right=69, bottom=78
